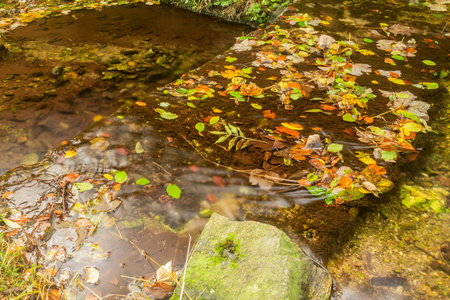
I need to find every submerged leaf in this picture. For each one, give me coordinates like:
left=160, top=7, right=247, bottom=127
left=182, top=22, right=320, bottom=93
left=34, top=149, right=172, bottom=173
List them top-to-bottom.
left=115, top=171, right=127, bottom=183
left=74, top=182, right=94, bottom=192
left=166, top=184, right=181, bottom=199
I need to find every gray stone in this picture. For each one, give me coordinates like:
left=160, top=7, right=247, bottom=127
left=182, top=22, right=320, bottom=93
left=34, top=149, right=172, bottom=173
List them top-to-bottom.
left=172, top=213, right=332, bottom=300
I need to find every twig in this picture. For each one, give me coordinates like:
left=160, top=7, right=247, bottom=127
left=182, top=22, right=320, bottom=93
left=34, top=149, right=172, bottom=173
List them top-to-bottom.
left=152, top=162, right=171, bottom=176
left=179, top=235, right=192, bottom=300
left=79, top=282, right=102, bottom=300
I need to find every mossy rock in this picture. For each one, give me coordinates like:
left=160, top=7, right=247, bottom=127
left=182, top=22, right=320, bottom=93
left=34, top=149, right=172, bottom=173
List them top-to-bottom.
left=172, top=213, right=332, bottom=300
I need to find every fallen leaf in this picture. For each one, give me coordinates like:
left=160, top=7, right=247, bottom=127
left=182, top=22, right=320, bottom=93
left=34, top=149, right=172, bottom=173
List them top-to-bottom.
left=263, top=110, right=276, bottom=119
left=212, top=175, right=226, bottom=188
left=156, top=261, right=177, bottom=286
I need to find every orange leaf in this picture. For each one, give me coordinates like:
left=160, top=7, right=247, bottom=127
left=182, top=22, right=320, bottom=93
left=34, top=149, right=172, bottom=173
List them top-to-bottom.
left=389, top=72, right=400, bottom=78
left=240, top=83, right=263, bottom=97
left=135, top=101, right=146, bottom=106
left=319, top=104, right=337, bottom=111
left=263, top=110, right=276, bottom=119
left=363, top=116, right=374, bottom=124
left=276, top=126, right=300, bottom=138
left=312, top=127, right=322, bottom=131
left=289, top=144, right=312, bottom=160
left=405, top=152, right=419, bottom=162
left=368, top=164, right=387, bottom=175
left=64, top=173, right=80, bottom=182
left=339, top=175, right=353, bottom=188
left=298, top=178, right=311, bottom=186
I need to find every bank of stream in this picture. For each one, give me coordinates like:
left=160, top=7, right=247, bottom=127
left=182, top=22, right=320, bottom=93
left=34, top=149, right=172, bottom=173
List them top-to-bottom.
left=0, top=0, right=449, bottom=299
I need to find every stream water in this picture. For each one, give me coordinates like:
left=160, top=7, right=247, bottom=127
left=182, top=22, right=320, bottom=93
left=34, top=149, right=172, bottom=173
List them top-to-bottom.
left=0, top=0, right=449, bottom=299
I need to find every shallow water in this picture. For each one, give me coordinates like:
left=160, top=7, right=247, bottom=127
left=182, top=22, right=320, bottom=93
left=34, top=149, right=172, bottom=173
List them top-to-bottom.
left=0, top=3, right=250, bottom=174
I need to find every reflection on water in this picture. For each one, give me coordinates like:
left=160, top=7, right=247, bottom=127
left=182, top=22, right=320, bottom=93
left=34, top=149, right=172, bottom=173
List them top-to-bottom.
left=0, top=3, right=250, bottom=174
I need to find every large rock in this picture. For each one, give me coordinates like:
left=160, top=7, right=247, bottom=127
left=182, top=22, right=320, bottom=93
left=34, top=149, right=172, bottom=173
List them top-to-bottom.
left=172, top=213, right=332, bottom=300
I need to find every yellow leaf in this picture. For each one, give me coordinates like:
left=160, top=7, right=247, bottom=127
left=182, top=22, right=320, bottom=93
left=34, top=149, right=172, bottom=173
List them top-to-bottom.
left=388, top=77, right=406, bottom=85
left=281, top=122, right=303, bottom=130
left=65, top=150, right=77, bottom=158
left=103, top=174, right=113, bottom=181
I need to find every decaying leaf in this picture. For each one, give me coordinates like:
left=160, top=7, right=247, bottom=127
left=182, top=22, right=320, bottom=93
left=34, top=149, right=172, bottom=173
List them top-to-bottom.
left=249, top=169, right=281, bottom=191
left=156, top=261, right=177, bottom=286
left=85, top=267, right=100, bottom=284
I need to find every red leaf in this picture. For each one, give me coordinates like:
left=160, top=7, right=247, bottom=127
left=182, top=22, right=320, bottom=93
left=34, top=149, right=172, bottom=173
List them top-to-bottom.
left=343, top=128, right=355, bottom=136
left=116, top=148, right=129, bottom=156
left=188, top=165, right=200, bottom=172
left=212, top=175, right=226, bottom=188
left=206, top=194, right=217, bottom=202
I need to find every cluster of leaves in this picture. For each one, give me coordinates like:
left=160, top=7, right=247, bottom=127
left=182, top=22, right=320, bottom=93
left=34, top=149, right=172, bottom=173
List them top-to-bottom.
left=210, top=123, right=255, bottom=150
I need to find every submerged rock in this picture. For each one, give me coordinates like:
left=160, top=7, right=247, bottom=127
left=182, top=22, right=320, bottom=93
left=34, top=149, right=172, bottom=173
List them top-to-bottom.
left=172, top=213, right=332, bottom=300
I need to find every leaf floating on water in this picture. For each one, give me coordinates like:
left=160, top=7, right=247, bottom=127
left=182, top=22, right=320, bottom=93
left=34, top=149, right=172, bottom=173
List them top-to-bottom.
left=225, top=56, right=237, bottom=63
left=422, top=60, right=436, bottom=66
left=155, top=108, right=178, bottom=120
left=209, top=116, right=220, bottom=125
left=195, top=122, right=205, bottom=132
left=327, top=143, right=343, bottom=153
left=64, top=150, right=77, bottom=158
left=114, top=171, right=127, bottom=183
left=103, top=174, right=113, bottom=181
left=136, top=178, right=150, bottom=186
left=74, top=182, right=94, bottom=192
left=166, top=184, right=181, bottom=199
left=2, top=218, right=22, bottom=229
left=156, top=261, right=177, bottom=286
left=85, top=267, right=100, bottom=284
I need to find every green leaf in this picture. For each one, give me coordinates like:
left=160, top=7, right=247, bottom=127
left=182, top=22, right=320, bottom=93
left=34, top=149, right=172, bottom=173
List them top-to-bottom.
left=363, top=38, right=373, bottom=43
left=391, top=55, right=404, bottom=61
left=226, top=57, right=237, bottom=62
left=422, top=60, right=436, bottom=66
left=425, top=82, right=439, bottom=90
left=176, top=88, right=189, bottom=94
left=396, top=93, right=410, bottom=99
left=187, top=102, right=196, bottom=108
left=155, top=108, right=178, bottom=120
left=305, top=109, right=323, bottom=113
left=398, top=110, right=420, bottom=123
left=342, top=113, right=357, bottom=122
left=210, top=116, right=220, bottom=125
left=195, top=122, right=205, bottom=132
left=209, top=131, right=227, bottom=135
left=215, top=135, right=230, bottom=144
left=135, top=142, right=144, bottom=154
left=327, top=143, right=343, bottom=152
left=381, top=150, right=397, bottom=161
left=115, top=171, right=127, bottom=183
left=136, top=178, right=150, bottom=186
left=74, top=182, right=94, bottom=192
left=166, top=184, right=181, bottom=199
